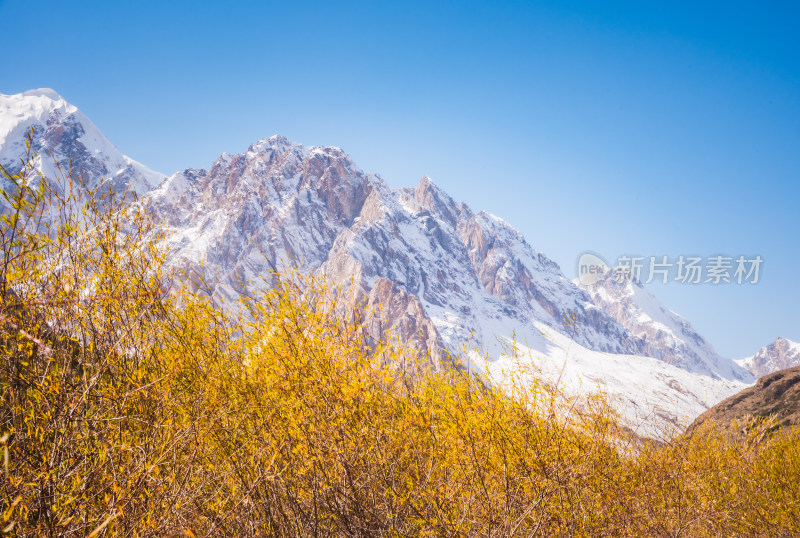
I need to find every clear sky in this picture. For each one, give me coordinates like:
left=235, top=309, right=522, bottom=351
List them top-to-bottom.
left=1, top=0, right=798, bottom=357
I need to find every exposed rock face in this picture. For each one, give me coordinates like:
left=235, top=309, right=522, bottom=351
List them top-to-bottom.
left=0, top=89, right=163, bottom=199
left=147, top=135, right=645, bottom=370
left=579, top=268, right=753, bottom=383
left=361, top=278, right=449, bottom=370
left=735, top=337, right=800, bottom=379
left=690, top=365, right=800, bottom=433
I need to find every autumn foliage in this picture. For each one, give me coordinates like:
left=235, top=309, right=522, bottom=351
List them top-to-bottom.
left=1, top=138, right=799, bottom=536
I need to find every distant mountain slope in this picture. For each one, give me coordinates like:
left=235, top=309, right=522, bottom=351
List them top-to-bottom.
left=578, top=268, right=753, bottom=383
left=477, top=322, right=750, bottom=440
left=735, top=337, right=800, bottom=379
left=691, top=365, right=800, bottom=434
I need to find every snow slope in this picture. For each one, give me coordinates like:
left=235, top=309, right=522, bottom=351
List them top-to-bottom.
left=476, top=322, right=750, bottom=440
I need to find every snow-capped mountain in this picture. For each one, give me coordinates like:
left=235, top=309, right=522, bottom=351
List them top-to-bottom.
left=0, top=88, right=756, bottom=434
left=0, top=89, right=163, bottom=197
left=147, top=134, right=646, bottom=369
left=578, top=268, right=753, bottom=383
left=735, top=337, right=800, bottom=379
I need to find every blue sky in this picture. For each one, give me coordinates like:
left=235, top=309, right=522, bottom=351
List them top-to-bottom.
left=1, top=0, right=798, bottom=357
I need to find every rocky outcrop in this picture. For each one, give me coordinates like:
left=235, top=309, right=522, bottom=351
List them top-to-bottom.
left=361, top=278, right=449, bottom=370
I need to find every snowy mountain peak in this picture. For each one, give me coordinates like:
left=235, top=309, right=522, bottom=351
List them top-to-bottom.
left=21, top=88, right=66, bottom=100
left=0, top=89, right=164, bottom=194
left=0, top=89, right=75, bottom=147
left=267, top=133, right=290, bottom=144
left=249, top=134, right=299, bottom=155
left=149, top=135, right=382, bottom=290
left=242, top=135, right=364, bottom=182
left=596, top=266, right=644, bottom=293
left=736, top=337, right=800, bottom=379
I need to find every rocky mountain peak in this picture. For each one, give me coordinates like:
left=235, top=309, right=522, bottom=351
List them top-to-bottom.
left=246, top=134, right=304, bottom=158
left=412, top=175, right=460, bottom=227
left=594, top=266, right=643, bottom=295
left=736, top=337, right=800, bottom=379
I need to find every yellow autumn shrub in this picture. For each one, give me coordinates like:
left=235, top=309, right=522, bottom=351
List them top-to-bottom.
left=1, top=133, right=799, bottom=536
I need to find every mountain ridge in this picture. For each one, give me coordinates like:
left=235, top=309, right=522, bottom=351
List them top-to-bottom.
left=147, top=134, right=646, bottom=359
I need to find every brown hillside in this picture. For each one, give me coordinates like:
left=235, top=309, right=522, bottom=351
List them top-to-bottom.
left=691, top=365, right=800, bottom=434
